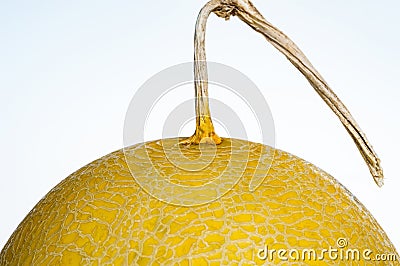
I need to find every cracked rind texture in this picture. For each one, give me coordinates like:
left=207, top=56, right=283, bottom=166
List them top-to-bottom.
left=0, top=138, right=398, bottom=265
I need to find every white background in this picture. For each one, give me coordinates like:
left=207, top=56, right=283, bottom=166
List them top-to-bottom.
left=1, top=0, right=399, bottom=252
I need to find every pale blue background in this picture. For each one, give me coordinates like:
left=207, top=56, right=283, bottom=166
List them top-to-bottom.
left=1, top=0, right=399, bottom=253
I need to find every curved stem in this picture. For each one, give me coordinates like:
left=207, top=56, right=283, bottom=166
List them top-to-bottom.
left=184, top=0, right=384, bottom=186
left=180, top=1, right=222, bottom=145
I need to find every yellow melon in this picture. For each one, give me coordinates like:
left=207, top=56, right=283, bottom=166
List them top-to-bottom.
left=0, top=138, right=398, bottom=265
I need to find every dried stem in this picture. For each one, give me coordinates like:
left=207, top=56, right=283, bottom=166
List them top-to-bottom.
left=183, top=0, right=383, bottom=186
left=179, top=1, right=222, bottom=145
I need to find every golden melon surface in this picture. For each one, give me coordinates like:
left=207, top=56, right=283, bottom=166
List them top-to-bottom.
left=0, top=138, right=398, bottom=265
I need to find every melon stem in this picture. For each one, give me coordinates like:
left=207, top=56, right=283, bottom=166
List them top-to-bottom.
left=182, top=0, right=384, bottom=187
left=180, top=1, right=222, bottom=145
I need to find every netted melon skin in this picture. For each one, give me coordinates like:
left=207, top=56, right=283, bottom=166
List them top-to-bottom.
left=0, top=139, right=398, bottom=265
